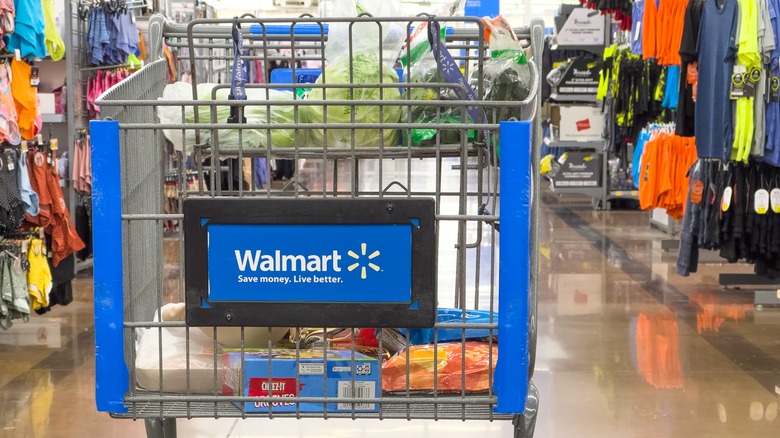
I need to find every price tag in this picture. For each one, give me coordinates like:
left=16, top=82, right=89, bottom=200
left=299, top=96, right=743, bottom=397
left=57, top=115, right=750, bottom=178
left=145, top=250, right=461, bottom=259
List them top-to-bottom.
left=14, top=49, right=20, bottom=61
left=30, top=66, right=39, bottom=87
left=50, top=139, right=58, bottom=151
left=21, top=141, right=27, bottom=153
left=7, top=161, right=15, bottom=171
left=722, top=186, right=733, bottom=212
left=771, top=188, right=780, bottom=213
left=756, top=189, right=770, bottom=214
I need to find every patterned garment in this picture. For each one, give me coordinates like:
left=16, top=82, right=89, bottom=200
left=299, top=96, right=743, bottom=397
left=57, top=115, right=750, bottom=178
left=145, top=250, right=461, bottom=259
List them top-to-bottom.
left=0, top=63, right=20, bottom=145
left=25, top=151, right=85, bottom=267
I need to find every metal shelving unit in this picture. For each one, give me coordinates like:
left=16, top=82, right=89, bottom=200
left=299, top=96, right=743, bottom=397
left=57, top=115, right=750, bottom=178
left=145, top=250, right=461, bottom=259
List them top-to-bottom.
left=548, top=140, right=602, bottom=149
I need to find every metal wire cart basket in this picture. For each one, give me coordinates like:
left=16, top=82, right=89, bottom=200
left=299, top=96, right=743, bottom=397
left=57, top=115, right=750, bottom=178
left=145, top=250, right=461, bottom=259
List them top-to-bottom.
left=91, top=11, right=543, bottom=438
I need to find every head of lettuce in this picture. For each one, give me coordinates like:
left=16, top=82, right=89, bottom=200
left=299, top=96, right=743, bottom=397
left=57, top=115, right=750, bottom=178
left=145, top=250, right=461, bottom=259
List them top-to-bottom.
left=304, top=53, right=402, bottom=148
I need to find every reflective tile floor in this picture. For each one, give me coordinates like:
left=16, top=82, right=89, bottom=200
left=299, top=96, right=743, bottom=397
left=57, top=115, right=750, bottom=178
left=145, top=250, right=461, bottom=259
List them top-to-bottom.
left=1, top=188, right=779, bottom=437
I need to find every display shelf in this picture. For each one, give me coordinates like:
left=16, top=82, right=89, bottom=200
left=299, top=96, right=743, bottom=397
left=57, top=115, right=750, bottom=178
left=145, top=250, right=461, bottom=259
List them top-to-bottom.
left=550, top=44, right=604, bottom=54
left=549, top=93, right=599, bottom=104
left=42, top=114, right=65, bottom=123
left=549, top=140, right=602, bottom=149
left=550, top=184, right=603, bottom=198
left=607, top=190, right=638, bottom=200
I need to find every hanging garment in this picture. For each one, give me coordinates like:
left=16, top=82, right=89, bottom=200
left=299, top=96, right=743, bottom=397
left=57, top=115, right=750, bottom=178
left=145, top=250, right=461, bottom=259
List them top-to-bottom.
left=0, top=0, right=16, bottom=51
left=5, top=0, right=45, bottom=59
left=41, top=0, right=64, bottom=60
left=631, top=0, right=645, bottom=55
left=676, top=0, right=706, bottom=137
left=695, top=0, right=739, bottom=159
left=731, top=0, right=761, bottom=163
left=753, top=0, right=777, bottom=157
left=766, top=0, right=780, bottom=164
left=87, top=7, right=109, bottom=66
left=115, top=11, right=139, bottom=60
left=136, top=28, right=146, bottom=60
left=10, top=59, right=40, bottom=140
left=0, top=62, right=20, bottom=145
left=637, top=130, right=698, bottom=218
left=71, top=135, right=91, bottom=193
left=0, top=150, right=25, bottom=235
left=17, top=151, right=38, bottom=216
left=25, top=151, right=85, bottom=266
left=75, top=204, right=91, bottom=261
left=26, top=237, right=51, bottom=311
left=35, top=249, right=74, bottom=314
left=0, top=252, right=30, bottom=330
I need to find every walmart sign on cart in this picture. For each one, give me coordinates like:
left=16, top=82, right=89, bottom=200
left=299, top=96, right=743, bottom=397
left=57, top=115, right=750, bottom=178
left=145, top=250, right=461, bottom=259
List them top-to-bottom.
left=183, top=198, right=436, bottom=327
left=207, top=224, right=413, bottom=303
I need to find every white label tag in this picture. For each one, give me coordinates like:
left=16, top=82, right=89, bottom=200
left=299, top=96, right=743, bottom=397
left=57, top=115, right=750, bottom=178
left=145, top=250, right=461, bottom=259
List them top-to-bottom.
left=634, top=21, right=641, bottom=42
left=14, top=49, right=20, bottom=61
left=735, top=65, right=748, bottom=74
left=543, top=137, right=552, bottom=146
left=7, top=162, right=14, bottom=171
left=722, top=187, right=733, bottom=212
left=771, top=188, right=780, bottom=213
left=756, top=189, right=770, bottom=214
left=298, top=363, right=324, bottom=375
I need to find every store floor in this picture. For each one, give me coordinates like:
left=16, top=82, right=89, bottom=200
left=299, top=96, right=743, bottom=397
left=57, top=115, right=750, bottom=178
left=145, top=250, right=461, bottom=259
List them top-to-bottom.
left=1, top=181, right=779, bottom=437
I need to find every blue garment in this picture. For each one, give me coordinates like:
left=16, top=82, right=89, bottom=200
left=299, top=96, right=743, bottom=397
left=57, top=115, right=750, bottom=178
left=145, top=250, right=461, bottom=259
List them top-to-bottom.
left=5, top=0, right=46, bottom=59
left=632, top=0, right=645, bottom=55
left=695, top=0, right=739, bottom=159
left=766, top=0, right=780, bottom=165
left=88, top=9, right=110, bottom=66
left=114, top=12, right=139, bottom=58
left=662, top=66, right=680, bottom=110
left=632, top=130, right=651, bottom=188
left=17, top=152, right=38, bottom=217
left=254, top=158, right=268, bottom=189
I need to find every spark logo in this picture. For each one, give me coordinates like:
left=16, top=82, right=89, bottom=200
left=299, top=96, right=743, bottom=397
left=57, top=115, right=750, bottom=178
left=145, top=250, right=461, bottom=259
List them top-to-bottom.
left=347, top=243, right=381, bottom=280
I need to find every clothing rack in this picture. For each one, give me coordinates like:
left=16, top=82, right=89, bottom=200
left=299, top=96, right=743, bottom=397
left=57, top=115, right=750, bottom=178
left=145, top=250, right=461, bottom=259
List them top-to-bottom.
left=80, top=63, right=133, bottom=72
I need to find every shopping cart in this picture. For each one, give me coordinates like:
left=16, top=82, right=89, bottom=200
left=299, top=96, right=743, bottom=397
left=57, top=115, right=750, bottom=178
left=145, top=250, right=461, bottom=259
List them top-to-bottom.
left=91, top=12, right=542, bottom=438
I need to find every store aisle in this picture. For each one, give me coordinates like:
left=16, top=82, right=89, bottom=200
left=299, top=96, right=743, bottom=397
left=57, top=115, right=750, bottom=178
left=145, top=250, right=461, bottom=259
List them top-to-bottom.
left=0, top=184, right=778, bottom=437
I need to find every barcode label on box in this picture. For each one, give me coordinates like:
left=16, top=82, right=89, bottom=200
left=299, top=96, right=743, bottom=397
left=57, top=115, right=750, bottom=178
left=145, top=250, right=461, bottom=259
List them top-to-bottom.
left=337, top=381, right=375, bottom=411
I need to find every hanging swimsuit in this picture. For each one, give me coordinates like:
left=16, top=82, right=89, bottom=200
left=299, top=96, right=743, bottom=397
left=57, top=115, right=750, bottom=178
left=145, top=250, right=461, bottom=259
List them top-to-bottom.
left=41, top=0, right=64, bottom=61
left=10, top=60, right=40, bottom=140
left=0, top=62, right=20, bottom=145
left=0, top=150, right=25, bottom=235
left=18, top=151, right=39, bottom=216
left=26, top=238, right=51, bottom=311
left=3, top=254, right=30, bottom=319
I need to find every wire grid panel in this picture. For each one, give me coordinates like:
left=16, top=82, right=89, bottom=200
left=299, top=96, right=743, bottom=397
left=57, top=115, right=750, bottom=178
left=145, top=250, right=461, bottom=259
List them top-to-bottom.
left=93, top=15, right=542, bottom=423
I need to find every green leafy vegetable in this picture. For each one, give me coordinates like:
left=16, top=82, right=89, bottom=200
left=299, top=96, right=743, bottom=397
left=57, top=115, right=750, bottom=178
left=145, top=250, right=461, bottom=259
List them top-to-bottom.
left=305, top=53, right=402, bottom=147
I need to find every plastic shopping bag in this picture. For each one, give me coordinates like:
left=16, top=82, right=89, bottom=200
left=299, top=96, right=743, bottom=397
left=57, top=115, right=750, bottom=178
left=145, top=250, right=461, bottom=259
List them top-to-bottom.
left=305, top=0, right=404, bottom=148
left=157, top=83, right=302, bottom=153
left=382, top=342, right=497, bottom=393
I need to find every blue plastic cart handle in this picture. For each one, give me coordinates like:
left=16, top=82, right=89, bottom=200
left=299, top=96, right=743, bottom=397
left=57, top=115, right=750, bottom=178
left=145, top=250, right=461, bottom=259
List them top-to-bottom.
left=248, top=23, right=455, bottom=36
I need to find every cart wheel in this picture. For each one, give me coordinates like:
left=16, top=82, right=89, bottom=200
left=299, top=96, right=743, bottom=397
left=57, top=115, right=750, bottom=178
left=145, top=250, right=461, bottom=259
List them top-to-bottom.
left=512, top=381, right=539, bottom=438
left=145, top=418, right=177, bottom=438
